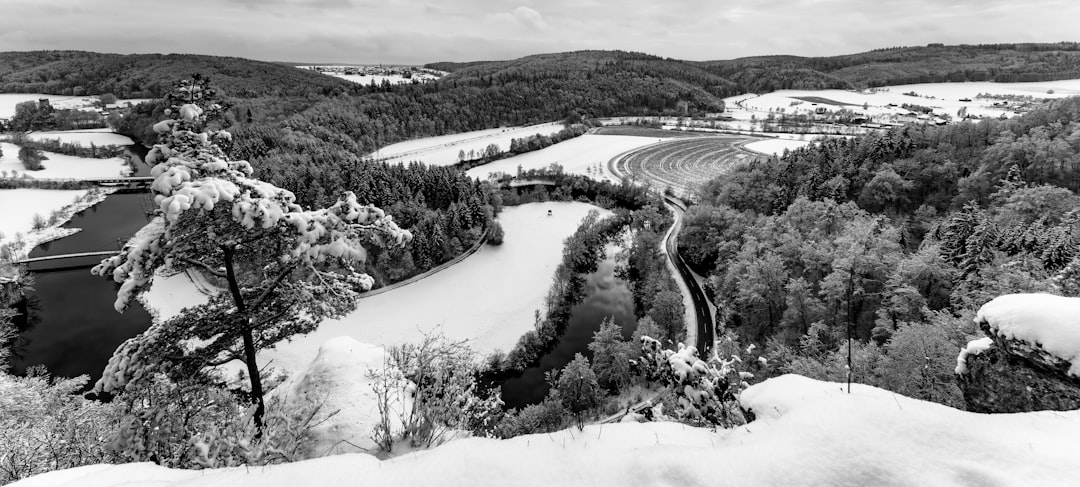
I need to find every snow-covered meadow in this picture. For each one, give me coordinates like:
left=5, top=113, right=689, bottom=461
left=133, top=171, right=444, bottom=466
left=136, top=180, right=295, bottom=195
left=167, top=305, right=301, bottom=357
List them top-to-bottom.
left=726, top=79, right=1080, bottom=123
left=374, top=122, right=565, bottom=166
left=26, top=129, right=134, bottom=147
left=465, top=133, right=671, bottom=182
left=743, top=138, right=813, bottom=156
left=0, top=142, right=128, bottom=179
left=0, top=189, right=90, bottom=244
left=142, top=201, right=610, bottom=374
left=16, top=374, right=1080, bottom=487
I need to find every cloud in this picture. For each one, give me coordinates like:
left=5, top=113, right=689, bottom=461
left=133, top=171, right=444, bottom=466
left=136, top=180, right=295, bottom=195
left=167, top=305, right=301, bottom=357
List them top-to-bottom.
left=512, top=6, right=547, bottom=30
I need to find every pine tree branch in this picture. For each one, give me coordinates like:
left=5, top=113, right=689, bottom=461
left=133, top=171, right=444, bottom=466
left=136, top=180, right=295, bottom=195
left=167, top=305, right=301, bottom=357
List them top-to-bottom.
left=177, top=256, right=227, bottom=278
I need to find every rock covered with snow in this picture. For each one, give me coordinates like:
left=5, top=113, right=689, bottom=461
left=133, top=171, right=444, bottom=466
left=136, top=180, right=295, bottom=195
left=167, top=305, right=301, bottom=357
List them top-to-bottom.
left=955, top=293, right=1080, bottom=413
left=273, top=337, right=414, bottom=456
left=15, top=375, right=1080, bottom=487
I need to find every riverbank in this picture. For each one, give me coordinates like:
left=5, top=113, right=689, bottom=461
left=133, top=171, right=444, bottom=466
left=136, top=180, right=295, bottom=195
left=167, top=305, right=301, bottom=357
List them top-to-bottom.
left=0, top=188, right=113, bottom=261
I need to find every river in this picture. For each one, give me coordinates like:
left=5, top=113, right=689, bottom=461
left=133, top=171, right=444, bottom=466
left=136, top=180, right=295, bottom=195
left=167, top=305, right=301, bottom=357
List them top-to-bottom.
left=9, top=145, right=155, bottom=384
left=499, top=254, right=636, bottom=409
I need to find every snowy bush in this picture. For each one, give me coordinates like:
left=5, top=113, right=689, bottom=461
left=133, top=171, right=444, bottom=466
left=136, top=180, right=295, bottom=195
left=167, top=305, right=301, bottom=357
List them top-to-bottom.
left=369, top=332, right=503, bottom=451
left=632, top=337, right=748, bottom=427
left=0, top=372, right=123, bottom=485
left=106, top=376, right=331, bottom=469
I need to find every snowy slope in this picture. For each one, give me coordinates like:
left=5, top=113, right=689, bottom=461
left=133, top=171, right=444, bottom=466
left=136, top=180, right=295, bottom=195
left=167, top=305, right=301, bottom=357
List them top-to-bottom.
left=273, top=337, right=413, bottom=456
left=14, top=375, right=1080, bottom=487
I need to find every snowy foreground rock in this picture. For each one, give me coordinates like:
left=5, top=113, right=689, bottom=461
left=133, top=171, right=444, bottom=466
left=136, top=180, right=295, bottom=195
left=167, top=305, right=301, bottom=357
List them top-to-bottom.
left=957, top=293, right=1080, bottom=412
left=14, top=375, right=1080, bottom=487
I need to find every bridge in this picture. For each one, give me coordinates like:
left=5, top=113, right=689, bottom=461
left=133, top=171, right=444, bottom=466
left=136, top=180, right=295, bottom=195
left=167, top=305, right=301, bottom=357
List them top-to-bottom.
left=14, top=250, right=120, bottom=265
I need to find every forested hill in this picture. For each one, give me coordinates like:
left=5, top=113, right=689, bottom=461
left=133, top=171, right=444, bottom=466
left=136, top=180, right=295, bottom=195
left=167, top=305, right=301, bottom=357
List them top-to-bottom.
left=699, top=42, right=1080, bottom=92
left=0, top=51, right=357, bottom=98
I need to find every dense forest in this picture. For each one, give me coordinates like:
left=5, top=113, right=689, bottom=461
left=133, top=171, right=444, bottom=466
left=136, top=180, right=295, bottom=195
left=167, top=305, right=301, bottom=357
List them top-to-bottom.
left=700, top=42, right=1080, bottom=91
left=0, top=51, right=357, bottom=98
left=679, top=96, right=1080, bottom=407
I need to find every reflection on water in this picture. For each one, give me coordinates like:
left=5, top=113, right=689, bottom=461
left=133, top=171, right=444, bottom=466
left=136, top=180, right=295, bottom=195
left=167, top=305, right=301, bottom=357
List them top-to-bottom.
left=12, top=192, right=154, bottom=383
left=500, top=257, right=636, bottom=409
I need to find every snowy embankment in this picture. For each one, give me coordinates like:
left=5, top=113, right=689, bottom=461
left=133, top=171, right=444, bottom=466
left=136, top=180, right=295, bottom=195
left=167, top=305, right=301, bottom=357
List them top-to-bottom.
left=374, top=122, right=564, bottom=167
left=26, top=129, right=134, bottom=147
left=466, top=134, right=669, bottom=182
left=0, top=142, right=128, bottom=179
left=0, top=189, right=112, bottom=256
left=142, top=202, right=609, bottom=374
left=16, top=374, right=1080, bottom=487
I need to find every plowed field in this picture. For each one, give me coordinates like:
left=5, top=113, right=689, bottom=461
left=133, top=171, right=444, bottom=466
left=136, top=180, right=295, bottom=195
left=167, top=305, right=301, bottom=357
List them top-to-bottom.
left=611, top=136, right=760, bottom=198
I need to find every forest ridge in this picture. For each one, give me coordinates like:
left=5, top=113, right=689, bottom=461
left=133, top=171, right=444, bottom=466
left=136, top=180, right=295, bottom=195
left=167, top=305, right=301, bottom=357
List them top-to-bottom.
left=4, top=42, right=1080, bottom=99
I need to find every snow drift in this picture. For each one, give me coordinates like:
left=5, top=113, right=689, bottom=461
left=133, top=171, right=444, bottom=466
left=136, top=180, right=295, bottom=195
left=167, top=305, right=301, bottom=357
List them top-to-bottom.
left=13, top=374, right=1080, bottom=487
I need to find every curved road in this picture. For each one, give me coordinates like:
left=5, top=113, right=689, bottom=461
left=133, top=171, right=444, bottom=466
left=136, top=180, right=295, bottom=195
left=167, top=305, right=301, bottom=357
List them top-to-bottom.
left=606, top=143, right=714, bottom=354
left=662, top=196, right=714, bottom=354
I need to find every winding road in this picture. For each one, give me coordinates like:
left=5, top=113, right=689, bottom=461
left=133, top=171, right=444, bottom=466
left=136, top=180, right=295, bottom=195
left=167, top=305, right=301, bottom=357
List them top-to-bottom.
left=606, top=142, right=716, bottom=355
left=662, top=196, right=714, bottom=354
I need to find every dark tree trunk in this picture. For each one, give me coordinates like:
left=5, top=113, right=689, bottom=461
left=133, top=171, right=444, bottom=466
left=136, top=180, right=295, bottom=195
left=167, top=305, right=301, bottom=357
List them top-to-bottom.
left=223, top=245, right=266, bottom=434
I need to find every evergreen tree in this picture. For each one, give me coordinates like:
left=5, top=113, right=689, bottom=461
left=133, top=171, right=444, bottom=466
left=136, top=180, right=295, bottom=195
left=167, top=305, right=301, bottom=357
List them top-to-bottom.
left=93, top=75, right=411, bottom=431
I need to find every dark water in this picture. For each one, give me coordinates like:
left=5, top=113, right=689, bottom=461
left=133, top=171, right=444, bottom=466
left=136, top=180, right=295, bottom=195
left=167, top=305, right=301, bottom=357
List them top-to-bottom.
left=11, top=188, right=155, bottom=383
left=500, top=257, right=636, bottom=409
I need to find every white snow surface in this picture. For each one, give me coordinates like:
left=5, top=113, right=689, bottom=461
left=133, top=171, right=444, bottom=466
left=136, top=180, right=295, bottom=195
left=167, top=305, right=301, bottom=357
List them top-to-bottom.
left=725, top=80, right=1080, bottom=124
left=374, top=122, right=565, bottom=167
left=26, top=129, right=134, bottom=147
left=466, top=134, right=669, bottom=182
left=743, top=138, right=813, bottom=156
left=0, top=142, right=128, bottom=179
left=0, top=189, right=89, bottom=244
left=140, top=202, right=609, bottom=375
left=263, top=202, right=608, bottom=373
left=975, top=293, right=1080, bottom=375
left=273, top=337, right=413, bottom=456
left=955, top=337, right=994, bottom=375
left=16, top=374, right=1080, bottom=487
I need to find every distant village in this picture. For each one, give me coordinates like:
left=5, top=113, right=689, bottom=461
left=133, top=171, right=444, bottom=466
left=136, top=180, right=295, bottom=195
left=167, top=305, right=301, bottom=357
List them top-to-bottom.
left=297, top=65, right=445, bottom=83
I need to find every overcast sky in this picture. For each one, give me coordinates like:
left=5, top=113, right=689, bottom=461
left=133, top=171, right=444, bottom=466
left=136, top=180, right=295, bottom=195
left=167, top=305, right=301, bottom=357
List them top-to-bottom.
left=1, top=0, right=1077, bottom=65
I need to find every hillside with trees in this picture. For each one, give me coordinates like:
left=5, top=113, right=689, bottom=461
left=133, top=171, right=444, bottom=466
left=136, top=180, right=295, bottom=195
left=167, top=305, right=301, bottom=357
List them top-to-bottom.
left=701, top=42, right=1080, bottom=90
left=0, top=51, right=357, bottom=98
left=678, top=96, right=1080, bottom=407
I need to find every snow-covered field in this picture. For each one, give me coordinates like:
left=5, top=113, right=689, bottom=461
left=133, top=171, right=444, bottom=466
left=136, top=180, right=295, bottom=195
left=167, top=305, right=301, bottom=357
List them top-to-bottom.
left=325, top=73, right=440, bottom=85
left=726, top=79, right=1080, bottom=123
left=0, top=93, right=149, bottom=118
left=374, top=122, right=565, bottom=167
left=27, top=129, right=134, bottom=147
left=466, top=134, right=671, bottom=182
left=743, top=138, right=813, bottom=155
left=0, top=142, right=127, bottom=179
left=0, top=189, right=90, bottom=243
left=142, top=201, right=610, bottom=374
left=17, top=374, right=1080, bottom=487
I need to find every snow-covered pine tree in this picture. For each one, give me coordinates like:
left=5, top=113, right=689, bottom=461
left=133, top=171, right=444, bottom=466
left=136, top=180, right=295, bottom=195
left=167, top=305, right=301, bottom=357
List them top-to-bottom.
left=93, top=74, right=411, bottom=431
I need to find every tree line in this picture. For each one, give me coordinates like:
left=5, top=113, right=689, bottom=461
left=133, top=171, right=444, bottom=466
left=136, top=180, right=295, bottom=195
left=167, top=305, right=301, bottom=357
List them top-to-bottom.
left=678, top=96, right=1080, bottom=408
